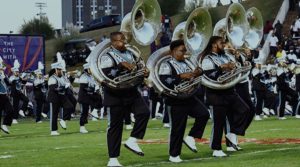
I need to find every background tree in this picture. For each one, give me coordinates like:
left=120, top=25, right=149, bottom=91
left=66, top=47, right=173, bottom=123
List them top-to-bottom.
left=19, top=17, right=54, bottom=40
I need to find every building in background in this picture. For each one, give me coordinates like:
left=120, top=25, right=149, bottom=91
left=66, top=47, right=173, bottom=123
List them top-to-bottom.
left=61, top=0, right=135, bottom=29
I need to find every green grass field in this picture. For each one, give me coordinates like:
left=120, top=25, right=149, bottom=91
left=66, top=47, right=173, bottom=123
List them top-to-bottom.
left=0, top=116, right=299, bottom=167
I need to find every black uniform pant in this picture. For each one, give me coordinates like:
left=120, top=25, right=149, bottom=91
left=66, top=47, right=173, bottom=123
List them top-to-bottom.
left=236, top=82, right=256, bottom=130
left=278, top=89, right=297, bottom=117
left=253, top=90, right=266, bottom=115
left=265, top=91, right=277, bottom=111
left=12, top=92, right=29, bottom=119
left=207, top=92, right=249, bottom=150
left=290, top=92, right=299, bottom=116
left=65, top=93, right=77, bottom=120
left=79, top=93, right=102, bottom=126
left=90, top=93, right=102, bottom=110
left=0, top=94, right=13, bottom=126
left=35, top=94, right=47, bottom=122
left=49, top=97, right=73, bottom=131
left=106, top=97, right=150, bottom=158
left=150, top=98, right=164, bottom=119
left=167, top=98, right=209, bottom=157
left=79, top=103, right=90, bottom=126
left=124, top=109, right=131, bottom=125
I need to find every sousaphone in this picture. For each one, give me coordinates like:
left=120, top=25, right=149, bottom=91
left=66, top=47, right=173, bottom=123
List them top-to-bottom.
left=89, top=0, right=161, bottom=89
left=201, top=3, right=256, bottom=89
left=147, top=7, right=212, bottom=98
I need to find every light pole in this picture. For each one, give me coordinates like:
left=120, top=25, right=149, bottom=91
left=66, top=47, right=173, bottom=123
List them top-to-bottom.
left=35, top=2, right=47, bottom=20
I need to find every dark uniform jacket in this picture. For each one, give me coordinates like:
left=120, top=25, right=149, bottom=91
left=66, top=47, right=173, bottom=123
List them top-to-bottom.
left=100, top=47, right=144, bottom=106
left=158, top=57, right=198, bottom=105
left=47, top=74, right=67, bottom=103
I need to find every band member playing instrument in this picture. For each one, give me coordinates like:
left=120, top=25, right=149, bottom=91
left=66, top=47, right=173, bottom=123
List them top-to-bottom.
left=101, top=32, right=150, bottom=167
left=201, top=36, right=250, bottom=157
left=158, top=40, right=209, bottom=162
left=224, top=43, right=256, bottom=151
left=0, top=57, right=13, bottom=134
left=9, top=60, right=29, bottom=123
left=47, top=61, right=73, bottom=136
left=276, top=61, right=297, bottom=119
left=33, top=63, right=48, bottom=123
left=78, top=63, right=102, bottom=133
left=63, top=70, right=77, bottom=120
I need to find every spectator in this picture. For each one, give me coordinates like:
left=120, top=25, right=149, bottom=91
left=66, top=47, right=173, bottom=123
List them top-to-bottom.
left=162, top=15, right=172, bottom=33
left=263, top=20, right=273, bottom=41
left=274, top=20, right=283, bottom=42
left=290, top=20, right=298, bottom=37
left=160, top=31, right=171, bottom=47
left=269, top=32, right=279, bottom=57
left=150, top=39, right=160, bottom=54
left=275, top=45, right=287, bottom=62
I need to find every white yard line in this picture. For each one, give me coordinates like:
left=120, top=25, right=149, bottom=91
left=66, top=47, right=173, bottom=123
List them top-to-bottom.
left=54, top=146, right=80, bottom=150
left=0, top=155, right=14, bottom=159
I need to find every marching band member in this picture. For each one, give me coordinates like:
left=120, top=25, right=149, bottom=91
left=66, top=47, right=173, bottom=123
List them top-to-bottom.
left=101, top=32, right=150, bottom=167
left=201, top=36, right=250, bottom=157
left=158, top=40, right=209, bottom=162
left=222, top=44, right=256, bottom=151
left=234, top=48, right=256, bottom=126
left=286, top=50, right=300, bottom=117
left=58, top=53, right=77, bottom=123
left=0, top=57, right=13, bottom=134
left=252, top=59, right=269, bottom=120
left=9, top=60, right=29, bottom=123
left=47, top=61, right=73, bottom=135
left=276, top=61, right=297, bottom=119
left=33, top=62, right=48, bottom=123
left=78, top=63, right=102, bottom=133
left=293, top=64, right=300, bottom=118
left=262, top=65, right=277, bottom=116
left=63, top=70, right=78, bottom=119
left=149, top=87, right=164, bottom=120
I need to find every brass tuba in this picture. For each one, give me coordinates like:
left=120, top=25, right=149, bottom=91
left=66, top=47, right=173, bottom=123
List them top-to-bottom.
left=89, top=0, right=161, bottom=89
left=200, top=3, right=256, bottom=89
left=226, top=3, right=248, bottom=48
left=147, top=7, right=212, bottom=98
left=244, top=7, right=263, bottom=50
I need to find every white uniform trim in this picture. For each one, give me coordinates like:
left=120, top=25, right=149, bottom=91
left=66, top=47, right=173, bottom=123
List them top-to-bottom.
left=100, top=55, right=114, bottom=69
left=201, top=58, right=215, bottom=71
left=169, top=59, right=192, bottom=74
left=158, top=62, right=172, bottom=75
left=79, top=74, right=89, bottom=84
left=48, top=76, right=57, bottom=86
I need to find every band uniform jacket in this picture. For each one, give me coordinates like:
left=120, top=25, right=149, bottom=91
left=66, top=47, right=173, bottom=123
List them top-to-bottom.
left=100, top=47, right=143, bottom=106
left=158, top=57, right=197, bottom=105
left=78, top=72, right=100, bottom=104
left=47, top=74, right=67, bottom=103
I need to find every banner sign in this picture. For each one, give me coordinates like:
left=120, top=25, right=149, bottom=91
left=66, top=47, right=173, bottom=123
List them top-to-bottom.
left=0, top=35, right=45, bottom=74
